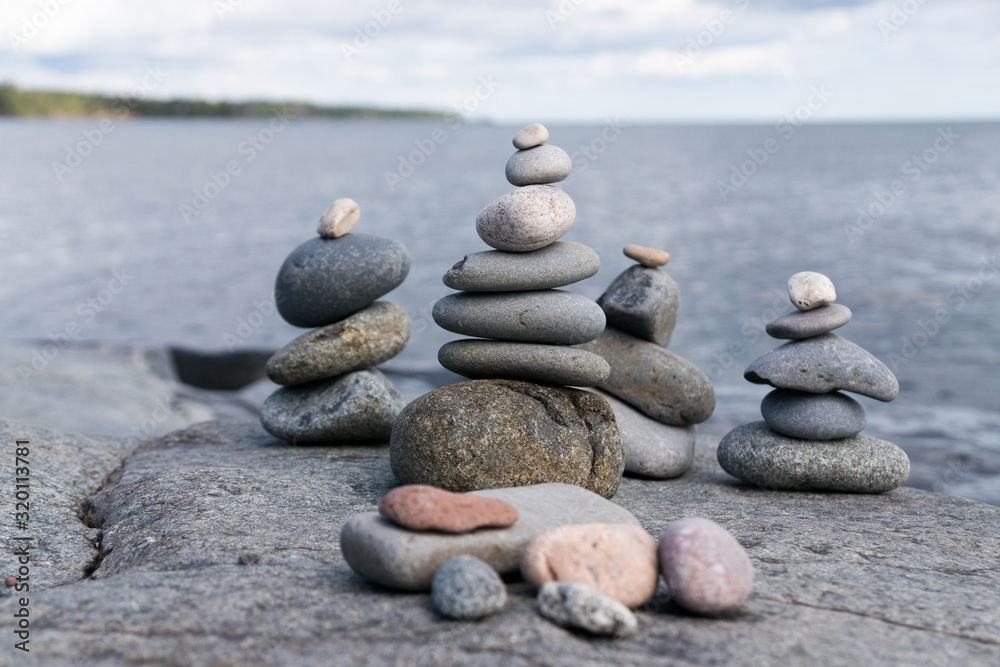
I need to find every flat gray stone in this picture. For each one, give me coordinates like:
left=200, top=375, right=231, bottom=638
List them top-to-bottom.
left=513, top=122, right=549, bottom=149
left=506, top=144, right=573, bottom=186
left=476, top=185, right=576, bottom=252
left=275, top=234, right=411, bottom=328
left=443, top=242, right=600, bottom=292
left=598, top=265, right=680, bottom=347
left=433, top=290, right=605, bottom=345
left=266, top=301, right=411, bottom=385
left=766, top=304, right=853, bottom=340
left=578, top=327, right=715, bottom=425
left=745, top=333, right=899, bottom=402
left=439, top=340, right=610, bottom=387
left=259, top=369, right=406, bottom=444
left=389, top=380, right=624, bottom=499
left=590, top=389, right=695, bottom=479
left=761, top=389, right=866, bottom=440
left=717, top=421, right=910, bottom=493
left=342, top=483, right=639, bottom=591
left=432, top=555, right=508, bottom=620
left=537, top=582, right=638, bottom=638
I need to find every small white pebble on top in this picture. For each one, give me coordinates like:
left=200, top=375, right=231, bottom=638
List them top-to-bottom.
left=513, top=123, right=549, bottom=150
left=318, top=198, right=360, bottom=239
left=787, top=271, right=836, bottom=311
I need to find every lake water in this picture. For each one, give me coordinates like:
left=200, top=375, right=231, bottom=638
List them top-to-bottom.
left=1, top=118, right=998, bottom=504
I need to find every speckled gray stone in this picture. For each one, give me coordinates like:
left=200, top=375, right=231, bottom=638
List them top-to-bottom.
left=513, top=122, right=549, bottom=149
left=506, top=145, right=573, bottom=186
left=476, top=185, right=576, bottom=252
left=275, top=234, right=411, bottom=328
left=443, top=242, right=600, bottom=292
left=598, top=265, right=681, bottom=347
left=433, top=290, right=605, bottom=345
left=266, top=302, right=410, bottom=385
left=766, top=304, right=853, bottom=340
left=578, top=327, right=715, bottom=425
left=745, top=333, right=899, bottom=402
left=439, top=340, right=610, bottom=387
left=259, top=369, right=406, bottom=443
left=390, top=380, right=623, bottom=498
left=590, top=389, right=695, bottom=479
left=761, top=389, right=867, bottom=440
left=717, top=421, right=910, bottom=493
left=431, top=555, right=508, bottom=620
left=537, top=582, right=638, bottom=638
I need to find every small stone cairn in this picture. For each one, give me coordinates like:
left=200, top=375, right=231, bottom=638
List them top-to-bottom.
left=259, top=198, right=412, bottom=444
left=717, top=271, right=910, bottom=493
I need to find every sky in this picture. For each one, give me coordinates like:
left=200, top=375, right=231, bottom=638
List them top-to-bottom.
left=0, top=0, right=998, bottom=123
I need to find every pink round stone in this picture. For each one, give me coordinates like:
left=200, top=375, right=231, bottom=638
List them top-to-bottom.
left=378, top=485, right=518, bottom=534
left=659, top=517, right=753, bottom=615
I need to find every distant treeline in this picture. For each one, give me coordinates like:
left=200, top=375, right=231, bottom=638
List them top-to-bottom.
left=0, top=84, right=442, bottom=120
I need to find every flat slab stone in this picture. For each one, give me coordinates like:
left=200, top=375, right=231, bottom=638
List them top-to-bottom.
left=443, top=242, right=600, bottom=292
left=598, top=265, right=681, bottom=347
left=433, top=290, right=605, bottom=345
left=766, top=304, right=852, bottom=340
left=745, top=333, right=899, bottom=402
left=439, top=339, right=610, bottom=387
left=761, top=389, right=866, bottom=440
left=342, top=483, right=639, bottom=591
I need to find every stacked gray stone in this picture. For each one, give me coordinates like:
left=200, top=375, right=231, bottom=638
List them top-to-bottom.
left=258, top=198, right=411, bottom=444
left=718, top=271, right=910, bottom=493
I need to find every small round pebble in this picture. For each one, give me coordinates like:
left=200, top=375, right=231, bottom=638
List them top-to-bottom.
left=513, top=122, right=549, bottom=150
left=505, top=145, right=572, bottom=186
left=476, top=185, right=576, bottom=252
left=317, top=197, right=360, bottom=239
left=623, top=244, right=670, bottom=268
left=787, top=271, right=836, bottom=311
left=379, top=484, right=518, bottom=534
left=659, top=517, right=754, bottom=616
left=432, top=555, right=508, bottom=620
left=5, top=576, right=16, bottom=587
left=537, top=582, right=638, bottom=638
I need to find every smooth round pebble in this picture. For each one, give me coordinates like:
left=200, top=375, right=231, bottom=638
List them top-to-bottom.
left=513, top=122, right=549, bottom=149
left=505, top=145, right=572, bottom=186
left=476, top=185, right=576, bottom=252
left=317, top=197, right=359, bottom=239
left=443, top=242, right=600, bottom=292
left=623, top=244, right=670, bottom=268
left=787, top=271, right=836, bottom=311
left=766, top=303, right=852, bottom=340
left=439, top=340, right=610, bottom=387
left=761, top=389, right=866, bottom=440
left=378, top=484, right=518, bottom=534
left=659, top=518, right=754, bottom=616
left=522, top=523, right=658, bottom=607
left=432, top=555, right=508, bottom=620
left=537, top=582, right=638, bottom=638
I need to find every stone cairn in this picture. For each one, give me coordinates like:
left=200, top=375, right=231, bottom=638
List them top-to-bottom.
left=389, top=123, right=626, bottom=499
left=259, top=198, right=412, bottom=444
left=717, top=271, right=910, bottom=493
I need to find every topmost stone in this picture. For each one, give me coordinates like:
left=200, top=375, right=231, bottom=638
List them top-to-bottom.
left=513, top=122, right=549, bottom=150
left=317, top=198, right=360, bottom=239
left=624, top=244, right=670, bottom=268
left=788, top=271, right=836, bottom=311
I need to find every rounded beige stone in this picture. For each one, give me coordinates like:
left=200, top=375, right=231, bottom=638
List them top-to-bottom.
left=513, top=122, right=549, bottom=149
left=476, top=185, right=576, bottom=252
left=317, top=197, right=360, bottom=238
left=623, top=244, right=670, bottom=268
left=787, top=271, right=836, bottom=311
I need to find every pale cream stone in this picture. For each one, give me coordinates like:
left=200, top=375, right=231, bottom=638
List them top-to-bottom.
left=317, top=198, right=360, bottom=238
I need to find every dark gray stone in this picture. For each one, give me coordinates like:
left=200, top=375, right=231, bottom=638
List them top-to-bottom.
left=505, top=144, right=573, bottom=186
left=275, top=234, right=411, bottom=328
left=444, top=242, right=600, bottom=292
left=597, top=265, right=680, bottom=347
left=432, top=290, right=605, bottom=345
left=266, top=301, right=410, bottom=385
left=766, top=304, right=853, bottom=340
left=578, top=327, right=715, bottom=425
left=745, top=333, right=899, bottom=402
left=439, top=340, right=610, bottom=387
left=259, top=369, right=406, bottom=443
left=390, top=380, right=624, bottom=498
left=761, top=389, right=867, bottom=440
left=717, top=421, right=910, bottom=493
left=343, top=483, right=639, bottom=591
left=432, top=556, right=508, bottom=620
left=537, top=582, right=638, bottom=638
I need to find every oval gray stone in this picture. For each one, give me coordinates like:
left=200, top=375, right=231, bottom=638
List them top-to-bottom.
left=513, top=122, right=549, bottom=149
left=505, top=145, right=572, bottom=186
left=476, top=185, right=576, bottom=252
left=275, top=234, right=411, bottom=328
left=443, top=242, right=600, bottom=292
left=597, top=265, right=680, bottom=347
left=433, top=290, right=605, bottom=345
left=266, top=302, right=410, bottom=385
left=766, top=304, right=852, bottom=340
left=578, top=327, right=716, bottom=426
left=745, top=333, right=899, bottom=402
left=439, top=340, right=610, bottom=387
left=259, top=369, right=406, bottom=444
left=390, top=380, right=624, bottom=499
left=761, top=389, right=866, bottom=440
left=717, top=421, right=910, bottom=493
left=432, top=555, right=507, bottom=620
left=537, top=582, right=638, bottom=638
